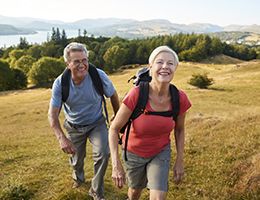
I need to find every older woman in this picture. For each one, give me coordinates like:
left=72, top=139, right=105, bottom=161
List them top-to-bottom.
left=109, top=46, right=191, bottom=200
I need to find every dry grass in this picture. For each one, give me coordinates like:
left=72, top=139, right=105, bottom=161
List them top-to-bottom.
left=0, top=60, right=260, bottom=200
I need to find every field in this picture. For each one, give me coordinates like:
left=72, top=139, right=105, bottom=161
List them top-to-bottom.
left=0, top=59, right=260, bottom=200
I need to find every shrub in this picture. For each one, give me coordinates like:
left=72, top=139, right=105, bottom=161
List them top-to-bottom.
left=14, top=55, right=36, bottom=76
left=29, top=57, right=65, bottom=87
left=0, top=59, right=14, bottom=91
left=11, top=68, right=27, bottom=89
left=188, top=73, right=214, bottom=89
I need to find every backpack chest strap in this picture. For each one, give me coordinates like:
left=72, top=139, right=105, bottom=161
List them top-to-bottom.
left=144, top=110, right=174, bottom=118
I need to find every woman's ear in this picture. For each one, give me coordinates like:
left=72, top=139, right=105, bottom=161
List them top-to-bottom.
left=149, top=65, right=152, bottom=76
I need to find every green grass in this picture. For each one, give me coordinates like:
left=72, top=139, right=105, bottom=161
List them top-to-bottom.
left=0, top=60, right=260, bottom=199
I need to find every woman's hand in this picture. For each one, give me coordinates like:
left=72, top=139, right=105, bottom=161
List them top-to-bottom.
left=112, top=160, right=126, bottom=189
left=173, top=160, right=184, bottom=184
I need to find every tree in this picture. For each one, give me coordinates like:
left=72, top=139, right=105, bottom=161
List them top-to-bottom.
left=50, top=27, right=61, bottom=43
left=51, top=27, right=56, bottom=42
left=56, top=28, right=61, bottom=42
left=61, top=29, right=68, bottom=46
left=83, top=29, right=88, bottom=38
left=18, top=37, right=30, bottom=49
left=210, top=37, right=223, bottom=56
left=41, top=43, right=60, bottom=57
left=136, top=44, right=149, bottom=64
left=27, top=45, right=42, bottom=59
left=103, top=45, right=128, bottom=72
left=0, top=48, right=4, bottom=58
left=8, top=49, right=26, bottom=67
left=9, top=49, right=25, bottom=61
left=88, top=50, right=95, bottom=63
left=15, top=55, right=36, bottom=76
left=29, top=57, right=65, bottom=87
left=0, top=59, right=13, bottom=91
left=10, top=68, right=27, bottom=89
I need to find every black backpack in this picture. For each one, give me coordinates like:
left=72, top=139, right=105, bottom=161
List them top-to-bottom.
left=61, top=63, right=109, bottom=123
left=120, top=67, right=180, bottom=161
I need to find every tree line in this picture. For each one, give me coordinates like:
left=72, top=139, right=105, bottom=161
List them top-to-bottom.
left=0, top=28, right=259, bottom=91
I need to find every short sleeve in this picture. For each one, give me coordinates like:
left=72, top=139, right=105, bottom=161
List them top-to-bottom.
left=97, top=69, right=115, bottom=97
left=50, top=76, right=62, bottom=108
left=122, top=86, right=140, bottom=111
left=178, top=90, right=192, bottom=115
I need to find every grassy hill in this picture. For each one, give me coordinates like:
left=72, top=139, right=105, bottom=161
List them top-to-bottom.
left=201, top=54, right=243, bottom=65
left=0, top=60, right=260, bottom=199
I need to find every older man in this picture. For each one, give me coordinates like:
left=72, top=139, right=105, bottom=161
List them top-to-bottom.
left=48, top=42, right=119, bottom=200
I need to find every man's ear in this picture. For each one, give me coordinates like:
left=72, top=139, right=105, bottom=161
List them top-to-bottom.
left=66, top=61, right=70, bottom=69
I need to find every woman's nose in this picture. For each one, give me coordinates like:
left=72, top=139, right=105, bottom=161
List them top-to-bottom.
left=162, top=62, right=168, bottom=68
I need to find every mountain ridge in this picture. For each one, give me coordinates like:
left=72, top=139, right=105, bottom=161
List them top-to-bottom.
left=0, top=15, right=259, bottom=43
left=0, top=24, right=36, bottom=35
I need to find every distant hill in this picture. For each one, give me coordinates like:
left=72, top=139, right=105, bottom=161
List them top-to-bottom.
left=0, top=15, right=260, bottom=44
left=86, top=20, right=224, bottom=38
left=0, top=24, right=36, bottom=35
left=224, top=24, right=260, bottom=34
left=210, top=31, right=260, bottom=46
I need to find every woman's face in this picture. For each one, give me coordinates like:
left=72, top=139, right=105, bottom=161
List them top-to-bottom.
left=150, top=52, right=178, bottom=84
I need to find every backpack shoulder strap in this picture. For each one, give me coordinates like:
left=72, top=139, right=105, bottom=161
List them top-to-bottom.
left=88, top=63, right=104, bottom=96
left=88, top=63, right=109, bottom=124
left=61, top=68, right=71, bottom=103
left=121, top=81, right=149, bottom=161
left=131, top=81, right=149, bottom=119
left=169, top=84, right=180, bottom=121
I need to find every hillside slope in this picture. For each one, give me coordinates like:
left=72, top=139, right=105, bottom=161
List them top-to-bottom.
left=0, top=60, right=260, bottom=199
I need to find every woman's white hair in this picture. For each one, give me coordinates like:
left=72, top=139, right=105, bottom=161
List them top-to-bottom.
left=63, top=42, right=89, bottom=62
left=148, top=45, right=179, bottom=66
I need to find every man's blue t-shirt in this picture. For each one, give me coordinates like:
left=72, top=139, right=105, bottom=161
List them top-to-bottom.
left=50, top=68, right=115, bottom=125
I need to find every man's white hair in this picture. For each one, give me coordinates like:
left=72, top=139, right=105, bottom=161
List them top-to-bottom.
left=63, top=42, right=89, bottom=62
left=148, top=45, right=179, bottom=66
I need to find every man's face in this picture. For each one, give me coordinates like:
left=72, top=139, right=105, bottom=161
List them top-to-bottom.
left=67, top=51, right=88, bottom=80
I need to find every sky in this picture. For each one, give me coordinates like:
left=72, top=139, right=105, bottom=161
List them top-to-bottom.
left=0, top=0, right=259, bottom=26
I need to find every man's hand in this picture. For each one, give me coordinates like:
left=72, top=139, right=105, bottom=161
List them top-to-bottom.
left=59, top=136, right=76, bottom=154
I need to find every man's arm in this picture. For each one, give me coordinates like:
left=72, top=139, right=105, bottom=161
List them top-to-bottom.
left=110, top=91, right=120, bottom=119
left=48, top=106, right=76, bottom=154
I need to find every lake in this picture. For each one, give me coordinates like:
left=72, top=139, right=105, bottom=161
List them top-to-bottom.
left=0, top=29, right=80, bottom=48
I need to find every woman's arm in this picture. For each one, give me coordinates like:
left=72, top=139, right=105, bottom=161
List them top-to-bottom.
left=109, top=103, right=132, bottom=188
left=173, top=112, right=186, bottom=184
